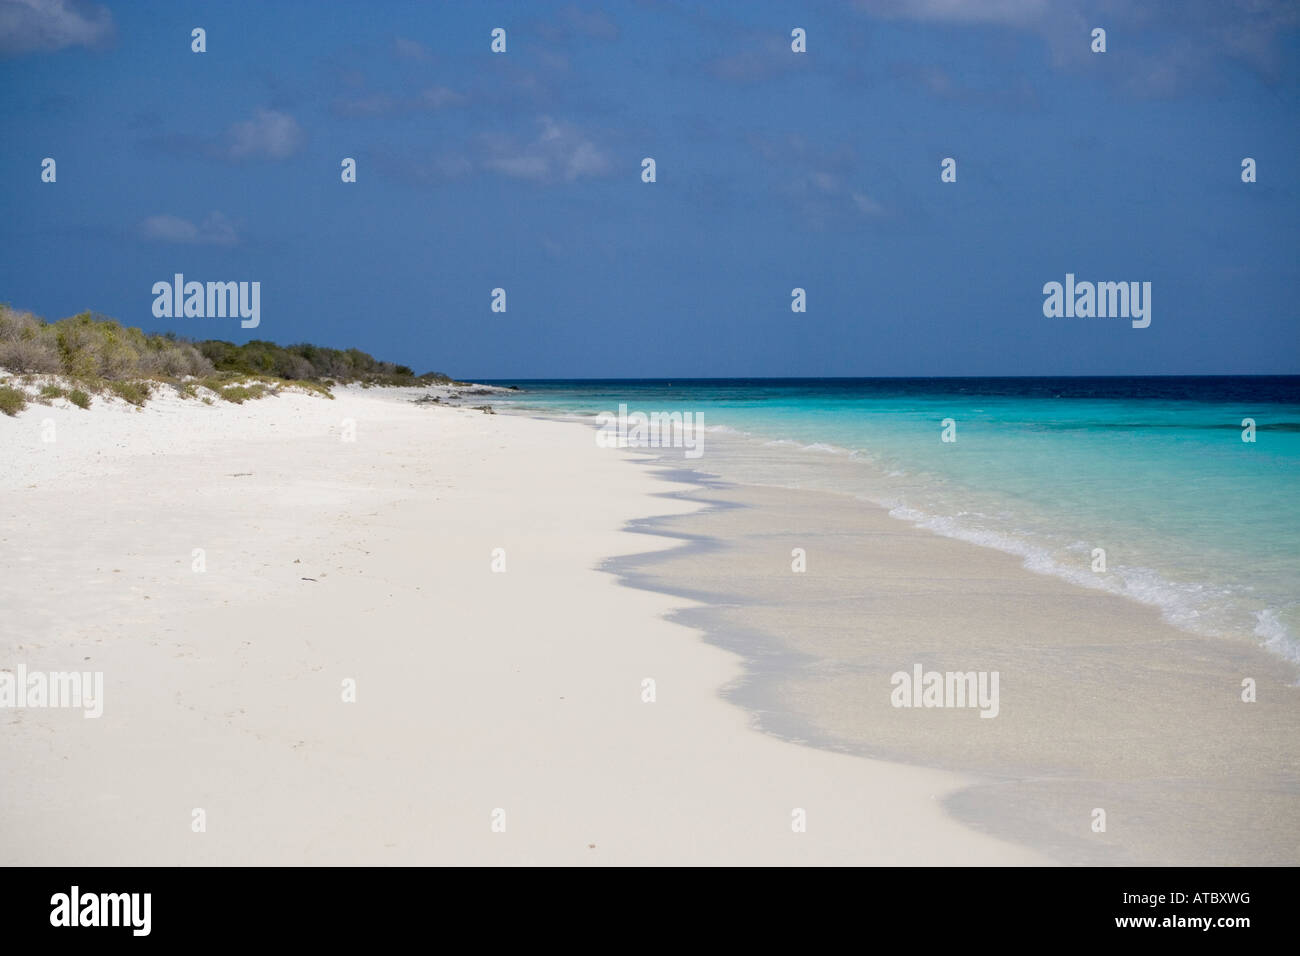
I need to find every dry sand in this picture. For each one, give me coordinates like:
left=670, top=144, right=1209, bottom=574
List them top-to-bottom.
left=0, top=386, right=1045, bottom=865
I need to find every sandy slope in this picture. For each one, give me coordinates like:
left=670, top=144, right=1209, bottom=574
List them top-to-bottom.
left=0, top=386, right=1043, bottom=865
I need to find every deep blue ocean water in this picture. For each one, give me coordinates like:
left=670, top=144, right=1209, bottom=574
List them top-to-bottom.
left=485, top=377, right=1300, bottom=663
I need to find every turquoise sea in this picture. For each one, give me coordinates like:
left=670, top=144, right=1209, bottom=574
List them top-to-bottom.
left=486, top=378, right=1300, bottom=665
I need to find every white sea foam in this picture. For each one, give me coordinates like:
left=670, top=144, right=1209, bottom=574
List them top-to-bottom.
left=661, top=415, right=1300, bottom=669
left=802, top=442, right=850, bottom=455
left=885, top=502, right=1295, bottom=658
left=1255, top=608, right=1300, bottom=668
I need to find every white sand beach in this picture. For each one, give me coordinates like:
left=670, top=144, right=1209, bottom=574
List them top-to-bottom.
left=0, top=386, right=1046, bottom=865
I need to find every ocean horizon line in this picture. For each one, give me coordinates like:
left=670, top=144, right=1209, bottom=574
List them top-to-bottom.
left=475, top=373, right=1300, bottom=383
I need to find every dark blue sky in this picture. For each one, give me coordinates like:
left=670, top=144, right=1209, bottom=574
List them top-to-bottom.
left=2, top=0, right=1297, bottom=378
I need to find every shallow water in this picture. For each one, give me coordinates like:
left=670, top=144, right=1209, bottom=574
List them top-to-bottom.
left=489, top=377, right=1300, bottom=664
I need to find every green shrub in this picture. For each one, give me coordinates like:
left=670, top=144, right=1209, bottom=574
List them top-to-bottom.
left=0, top=305, right=449, bottom=406
left=0, top=336, right=62, bottom=373
left=196, top=338, right=449, bottom=386
left=198, top=374, right=236, bottom=393
left=107, top=380, right=152, bottom=406
left=286, top=380, right=334, bottom=399
left=218, top=383, right=268, bottom=404
left=39, top=384, right=67, bottom=399
left=0, top=385, right=26, bottom=416
left=67, top=388, right=91, bottom=409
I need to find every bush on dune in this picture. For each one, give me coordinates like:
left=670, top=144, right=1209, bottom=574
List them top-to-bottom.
left=0, top=303, right=452, bottom=411
left=0, top=308, right=62, bottom=373
left=49, top=312, right=214, bottom=381
left=195, top=338, right=450, bottom=386
left=106, top=380, right=152, bottom=406
left=215, top=383, right=268, bottom=404
left=0, top=384, right=27, bottom=416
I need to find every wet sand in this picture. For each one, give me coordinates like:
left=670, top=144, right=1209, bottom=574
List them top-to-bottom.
left=607, top=451, right=1300, bottom=865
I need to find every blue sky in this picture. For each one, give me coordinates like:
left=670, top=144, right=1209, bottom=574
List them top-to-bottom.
left=1, top=0, right=1297, bottom=378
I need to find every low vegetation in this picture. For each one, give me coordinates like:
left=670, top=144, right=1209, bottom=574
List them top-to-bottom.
left=0, top=304, right=455, bottom=413
left=195, top=339, right=453, bottom=387
left=106, top=380, right=152, bottom=406
left=0, top=384, right=26, bottom=417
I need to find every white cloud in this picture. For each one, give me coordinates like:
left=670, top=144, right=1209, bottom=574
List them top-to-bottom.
left=0, top=0, right=113, bottom=55
left=862, top=0, right=1049, bottom=26
left=862, top=0, right=1300, bottom=87
left=533, top=4, right=620, bottom=43
left=558, top=5, right=619, bottom=41
left=393, top=36, right=430, bottom=60
left=332, top=86, right=464, bottom=118
left=418, top=86, right=464, bottom=109
left=332, top=93, right=399, bottom=118
left=227, top=109, right=304, bottom=161
left=483, top=116, right=612, bottom=183
left=749, top=134, right=887, bottom=225
left=811, top=171, right=839, bottom=193
left=850, top=192, right=885, bottom=217
left=139, top=212, right=237, bottom=246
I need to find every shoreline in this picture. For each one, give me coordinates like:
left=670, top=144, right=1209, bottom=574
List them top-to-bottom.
left=1, top=387, right=1044, bottom=865
left=503, top=400, right=1300, bottom=674
left=586, top=436, right=1300, bottom=865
